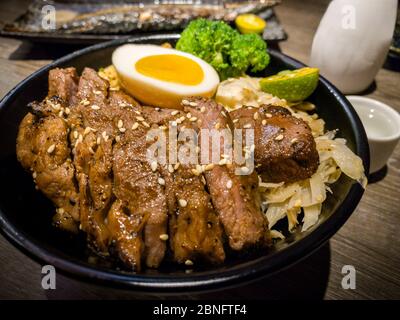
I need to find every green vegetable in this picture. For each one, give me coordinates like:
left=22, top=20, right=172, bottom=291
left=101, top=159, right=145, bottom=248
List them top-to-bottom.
left=176, top=19, right=270, bottom=80
left=259, top=67, right=319, bottom=102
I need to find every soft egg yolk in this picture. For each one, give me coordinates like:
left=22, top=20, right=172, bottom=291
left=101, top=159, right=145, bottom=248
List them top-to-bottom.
left=135, top=54, right=204, bottom=86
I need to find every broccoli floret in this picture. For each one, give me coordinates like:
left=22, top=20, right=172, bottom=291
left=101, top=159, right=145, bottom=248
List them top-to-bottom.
left=176, top=19, right=270, bottom=80
left=230, top=33, right=270, bottom=73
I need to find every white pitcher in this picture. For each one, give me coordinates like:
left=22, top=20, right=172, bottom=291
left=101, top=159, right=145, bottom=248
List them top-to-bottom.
left=310, top=0, right=397, bottom=94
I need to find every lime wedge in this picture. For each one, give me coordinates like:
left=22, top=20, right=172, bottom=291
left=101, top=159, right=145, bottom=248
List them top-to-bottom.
left=259, top=67, right=319, bottom=102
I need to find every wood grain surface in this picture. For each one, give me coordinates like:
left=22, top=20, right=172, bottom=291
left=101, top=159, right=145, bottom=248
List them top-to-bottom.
left=0, top=0, right=399, bottom=300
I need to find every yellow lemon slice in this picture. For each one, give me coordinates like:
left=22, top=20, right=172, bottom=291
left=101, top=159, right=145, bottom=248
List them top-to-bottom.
left=235, top=14, right=267, bottom=34
left=259, top=67, right=319, bottom=102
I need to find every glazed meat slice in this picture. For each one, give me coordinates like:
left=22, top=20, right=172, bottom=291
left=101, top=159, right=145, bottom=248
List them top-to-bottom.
left=48, top=67, right=79, bottom=106
left=69, top=67, right=117, bottom=254
left=109, top=91, right=169, bottom=269
left=183, top=97, right=269, bottom=250
left=16, top=99, right=80, bottom=233
left=230, top=105, right=319, bottom=183
left=162, top=116, right=225, bottom=265
left=107, top=199, right=147, bottom=271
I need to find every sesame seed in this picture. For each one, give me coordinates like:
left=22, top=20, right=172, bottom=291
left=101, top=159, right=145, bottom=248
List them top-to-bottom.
left=93, top=90, right=101, bottom=95
left=80, top=99, right=90, bottom=106
left=181, top=99, right=190, bottom=106
left=189, top=101, right=198, bottom=107
left=119, top=102, right=127, bottom=107
left=52, top=103, right=61, bottom=110
left=91, top=105, right=100, bottom=110
left=200, top=106, right=206, bottom=113
left=65, top=107, right=70, bottom=115
left=155, top=107, right=160, bottom=111
left=58, top=110, right=63, bottom=117
left=134, top=110, right=141, bottom=115
left=171, top=110, right=179, bottom=116
left=221, top=110, right=227, bottom=117
left=253, top=112, right=259, bottom=120
left=186, top=113, right=192, bottom=119
left=266, top=113, right=273, bottom=118
left=136, top=116, right=145, bottom=122
left=179, top=116, right=186, bottom=122
left=189, top=116, right=197, bottom=122
left=176, top=118, right=182, bottom=124
left=232, top=119, right=239, bottom=123
left=262, top=119, right=267, bottom=125
left=117, top=120, right=123, bottom=128
left=142, top=121, right=150, bottom=128
left=171, top=121, right=177, bottom=127
left=131, top=122, right=139, bottom=130
left=215, top=123, right=221, bottom=129
left=243, top=123, right=252, bottom=129
left=159, top=125, right=167, bottom=130
left=84, top=127, right=92, bottom=135
left=119, top=127, right=126, bottom=133
left=73, top=130, right=78, bottom=139
left=275, top=134, right=284, bottom=141
left=115, top=135, right=121, bottom=142
left=96, top=137, right=101, bottom=145
left=291, top=138, right=298, bottom=144
left=47, top=144, right=55, bottom=154
left=89, top=146, right=95, bottom=154
left=219, top=158, right=227, bottom=166
left=151, top=161, right=158, bottom=172
left=174, top=163, right=180, bottom=170
left=205, top=163, right=214, bottom=171
left=168, top=164, right=174, bottom=173
left=196, top=164, right=203, bottom=173
left=240, top=166, right=250, bottom=174
left=191, top=168, right=200, bottom=176
left=32, top=171, right=37, bottom=179
left=201, top=176, right=206, bottom=185
left=158, top=177, right=165, bottom=186
left=226, top=180, right=233, bottom=189
left=179, top=199, right=188, bottom=207
left=58, top=208, right=64, bottom=214
left=159, top=234, right=169, bottom=241
left=185, top=259, right=194, bottom=266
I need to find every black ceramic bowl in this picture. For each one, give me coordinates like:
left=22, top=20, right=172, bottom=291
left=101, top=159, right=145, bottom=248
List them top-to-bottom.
left=0, top=35, right=369, bottom=293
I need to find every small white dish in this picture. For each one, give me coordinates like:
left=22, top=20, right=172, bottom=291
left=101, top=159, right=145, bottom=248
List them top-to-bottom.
left=347, top=95, right=400, bottom=173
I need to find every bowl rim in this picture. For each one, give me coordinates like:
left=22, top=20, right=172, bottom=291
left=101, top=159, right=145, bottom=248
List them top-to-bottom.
left=0, top=34, right=370, bottom=293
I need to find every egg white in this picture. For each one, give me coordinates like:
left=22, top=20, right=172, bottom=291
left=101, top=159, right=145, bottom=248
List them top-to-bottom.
left=112, top=44, right=220, bottom=109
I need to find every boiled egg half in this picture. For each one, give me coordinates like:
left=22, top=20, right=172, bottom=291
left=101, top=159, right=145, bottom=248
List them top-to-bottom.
left=112, top=44, right=220, bottom=109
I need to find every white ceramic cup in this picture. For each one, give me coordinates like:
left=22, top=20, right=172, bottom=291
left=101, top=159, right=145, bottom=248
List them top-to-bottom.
left=347, top=96, right=400, bottom=173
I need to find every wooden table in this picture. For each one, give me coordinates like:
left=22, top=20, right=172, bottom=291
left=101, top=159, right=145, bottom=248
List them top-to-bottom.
left=0, top=0, right=399, bottom=300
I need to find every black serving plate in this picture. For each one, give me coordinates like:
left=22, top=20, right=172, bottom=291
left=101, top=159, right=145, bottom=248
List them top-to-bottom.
left=0, top=1, right=286, bottom=45
left=0, top=34, right=369, bottom=293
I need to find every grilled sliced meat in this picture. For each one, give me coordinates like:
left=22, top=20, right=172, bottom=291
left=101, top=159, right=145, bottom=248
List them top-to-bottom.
left=48, top=67, right=79, bottom=106
left=70, top=68, right=116, bottom=254
left=110, top=90, right=169, bottom=269
left=183, top=97, right=269, bottom=250
left=16, top=102, right=79, bottom=233
left=230, top=105, right=319, bottom=183
left=107, top=199, right=148, bottom=271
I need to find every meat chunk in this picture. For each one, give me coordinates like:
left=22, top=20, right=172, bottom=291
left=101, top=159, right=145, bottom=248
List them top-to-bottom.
left=183, top=97, right=269, bottom=251
left=16, top=102, right=80, bottom=233
left=230, top=105, right=319, bottom=183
